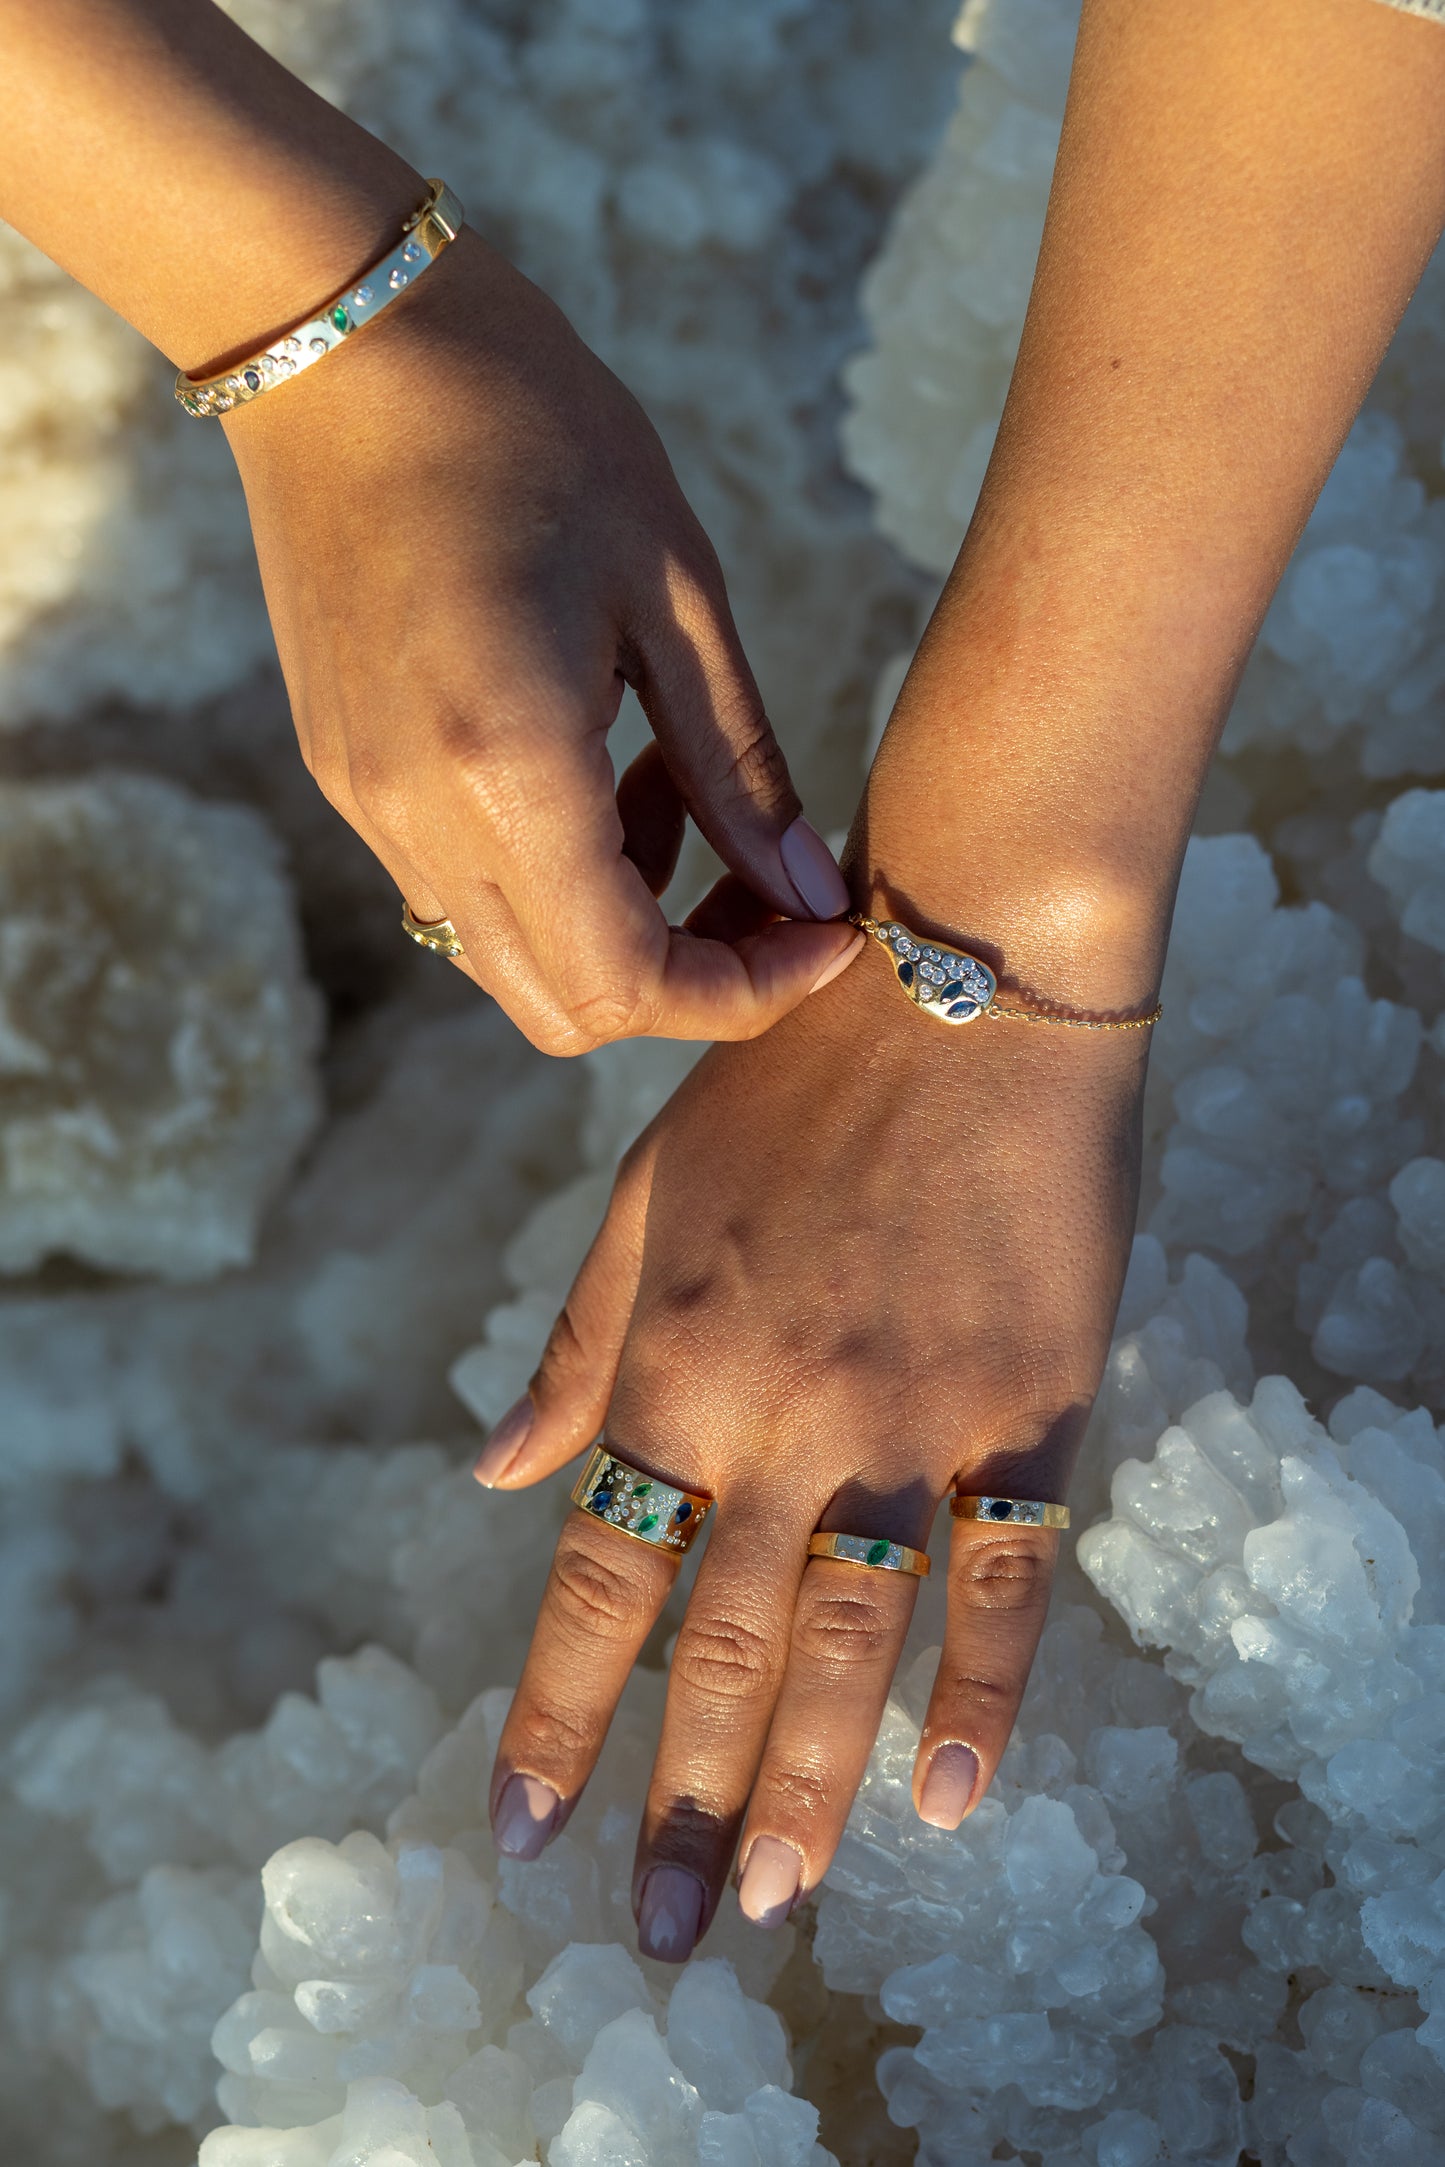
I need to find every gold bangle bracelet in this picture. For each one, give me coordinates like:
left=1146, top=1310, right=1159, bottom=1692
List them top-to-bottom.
left=175, top=179, right=463, bottom=419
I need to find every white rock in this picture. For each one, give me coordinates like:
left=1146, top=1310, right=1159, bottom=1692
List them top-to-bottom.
left=0, top=773, right=321, bottom=1280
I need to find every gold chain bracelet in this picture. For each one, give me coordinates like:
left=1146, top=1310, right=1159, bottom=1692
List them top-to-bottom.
left=850, top=914, right=1161, bottom=1033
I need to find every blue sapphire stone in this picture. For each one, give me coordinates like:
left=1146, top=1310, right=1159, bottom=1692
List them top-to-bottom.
left=243, top=368, right=262, bottom=391
left=898, top=961, right=914, bottom=987
left=941, top=980, right=963, bottom=1000
left=949, top=999, right=979, bottom=1019
left=591, top=1489, right=614, bottom=1513
left=674, top=1501, right=692, bottom=1524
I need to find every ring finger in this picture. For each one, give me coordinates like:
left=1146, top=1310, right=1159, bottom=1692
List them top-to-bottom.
left=734, top=1516, right=928, bottom=1930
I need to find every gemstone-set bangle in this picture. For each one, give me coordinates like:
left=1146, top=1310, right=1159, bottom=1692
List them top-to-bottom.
left=174, top=179, right=463, bottom=419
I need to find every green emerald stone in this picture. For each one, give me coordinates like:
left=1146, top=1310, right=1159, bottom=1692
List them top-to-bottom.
left=330, top=306, right=349, bottom=332
left=632, top=1481, right=651, bottom=1496
left=637, top=1513, right=658, bottom=1534
left=867, top=1539, right=891, bottom=1566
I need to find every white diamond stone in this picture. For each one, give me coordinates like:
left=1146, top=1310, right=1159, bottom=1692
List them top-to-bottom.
left=389, top=268, right=409, bottom=290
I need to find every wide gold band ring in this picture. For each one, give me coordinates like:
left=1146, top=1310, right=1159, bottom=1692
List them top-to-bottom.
left=402, top=902, right=465, bottom=959
left=570, top=1444, right=712, bottom=1556
left=952, top=1494, right=1071, bottom=1531
left=807, top=1532, right=931, bottom=1578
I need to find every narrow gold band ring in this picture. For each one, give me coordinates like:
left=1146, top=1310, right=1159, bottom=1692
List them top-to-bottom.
left=401, top=902, right=465, bottom=959
left=570, top=1444, right=712, bottom=1556
left=952, top=1494, right=1071, bottom=1531
left=807, top=1532, right=931, bottom=1578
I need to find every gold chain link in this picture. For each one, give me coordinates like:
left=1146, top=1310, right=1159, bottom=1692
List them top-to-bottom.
left=850, top=914, right=1161, bottom=1032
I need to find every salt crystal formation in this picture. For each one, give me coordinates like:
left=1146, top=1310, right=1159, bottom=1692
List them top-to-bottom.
left=11, top=0, right=1445, bottom=2161
left=0, top=772, right=322, bottom=1280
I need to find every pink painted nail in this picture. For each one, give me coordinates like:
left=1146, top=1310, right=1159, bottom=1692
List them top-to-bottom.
left=779, top=817, right=849, bottom=920
left=808, top=930, right=864, bottom=996
left=473, top=1396, right=534, bottom=1487
left=917, top=1743, right=980, bottom=1830
left=493, top=1772, right=560, bottom=1859
left=738, top=1836, right=802, bottom=1928
left=637, top=1866, right=705, bottom=1962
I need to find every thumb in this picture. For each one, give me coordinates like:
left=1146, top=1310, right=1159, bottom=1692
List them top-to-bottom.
left=628, top=564, right=849, bottom=923
left=472, top=1141, right=653, bottom=1490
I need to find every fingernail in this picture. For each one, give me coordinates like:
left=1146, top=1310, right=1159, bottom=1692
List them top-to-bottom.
left=779, top=817, right=849, bottom=920
left=809, top=931, right=864, bottom=996
left=472, top=1396, right=534, bottom=1487
left=917, top=1743, right=980, bottom=1830
left=493, top=1772, right=560, bottom=1859
left=737, top=1836, right=802, bottom=1928
left=637, top=1865, right=705, bottom=1962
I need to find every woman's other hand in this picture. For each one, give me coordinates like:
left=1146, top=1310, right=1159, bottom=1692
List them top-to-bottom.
left=0, top=0, right=857, bottom=1058
left=223, top=229, right=856, bottom=1054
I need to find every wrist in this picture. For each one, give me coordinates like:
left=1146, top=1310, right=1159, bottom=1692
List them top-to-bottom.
left=0, top=0, right=424, bottom=371
left=849, top=774, right=1176, bottom=1023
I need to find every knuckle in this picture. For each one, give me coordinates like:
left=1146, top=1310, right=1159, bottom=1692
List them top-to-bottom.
left=720, top=716, right=791, bottom=807
left=453, top=746, right=528, bottom=849
left=344, top=747, right=410, bottom=831
left=564, top=976, right=657, bottom=1047
left=528, top=1016, right=601, bottom=1059
left=535, top=1299, right=586, bottom=1390
left=549, top=1530, right=651, bottom=1644
left=957, top=1537, right=1055, bottom=1615
left=794, top=1586, right=895, bottom=1670
left=672, top=1608, right=779, bottom=1705
left=937, top=1667, right=1019, bottom=1728
left=505, top=1695, right=593, bottom=1772
left=764, top=1762, right=834, bottom=1826
left=646, top=1791, right=734, bottom=1873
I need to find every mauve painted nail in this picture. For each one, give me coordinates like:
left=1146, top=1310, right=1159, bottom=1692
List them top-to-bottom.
left=779, top=816, right=850, bottom=920
left=472, top=1395, right=534, bottom=1487
left=917, top=1742, right=980, bottom=1830
left=492, top=1772, right=559, bottom=1859
left=738, top=1836, right=802, bottom=1928
left=637, top=1866, right=705, bottom=1963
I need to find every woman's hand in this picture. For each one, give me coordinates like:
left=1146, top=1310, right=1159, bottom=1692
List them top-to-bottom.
left=221, top=229, right=856, bottom=1055
left=473, top=925, right=1148, bottom=1959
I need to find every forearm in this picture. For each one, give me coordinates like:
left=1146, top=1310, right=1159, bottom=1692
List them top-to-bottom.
left=0, top=0, right=420, bottom=370
left=858, top=0, right=1445, bottom=1010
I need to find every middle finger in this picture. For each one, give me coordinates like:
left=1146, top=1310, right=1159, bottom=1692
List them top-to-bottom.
left=632, top=1508, right=805, bottom=1961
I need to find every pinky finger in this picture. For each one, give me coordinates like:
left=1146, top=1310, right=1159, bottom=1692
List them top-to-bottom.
left=913, top=1518, right=1060, bottom=1830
